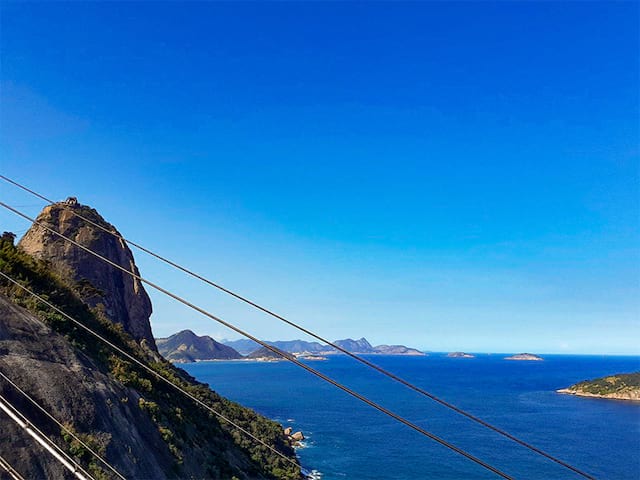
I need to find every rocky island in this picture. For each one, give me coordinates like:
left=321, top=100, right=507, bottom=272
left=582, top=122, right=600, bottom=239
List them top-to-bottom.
left=447, top=352, right=475, bottom=358
left=505, top=353, right=543, bottom=361
left=557, top=372, right=640, bottom=402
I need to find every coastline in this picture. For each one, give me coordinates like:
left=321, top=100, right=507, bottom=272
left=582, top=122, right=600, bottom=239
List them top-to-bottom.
left=556, top=388, right=640, bottom=402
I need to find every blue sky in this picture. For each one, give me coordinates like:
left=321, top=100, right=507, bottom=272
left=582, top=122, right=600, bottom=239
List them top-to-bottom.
left=1, top=1, right=638, bottom=354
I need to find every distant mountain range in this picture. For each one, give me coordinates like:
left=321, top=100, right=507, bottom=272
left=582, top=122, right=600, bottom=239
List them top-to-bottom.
left=156, top=332, right=425, bottom=362
left=231, top=336, right=424, bottom=357
left=222, top=337, right=423, bottom=357
left=222, top=338, right=327, bottom=356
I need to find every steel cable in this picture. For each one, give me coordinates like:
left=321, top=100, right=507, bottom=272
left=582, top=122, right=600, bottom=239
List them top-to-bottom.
left=0, top=174, right=597, bottom=480
left=1, top=202, right=515, bottom=480
left=0, top=270, right=300, bottom=472
left=0, top=370, right=126, bottom=480
left=0, top=393, right=93, bottom=480
left=0, top=453, right=26, bottom=480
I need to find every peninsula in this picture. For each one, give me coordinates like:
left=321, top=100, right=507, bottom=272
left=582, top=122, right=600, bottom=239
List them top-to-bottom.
left=557, top=372, right=640, bottom=402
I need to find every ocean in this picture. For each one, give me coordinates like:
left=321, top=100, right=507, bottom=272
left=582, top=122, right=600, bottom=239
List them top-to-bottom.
left=183, top=354, right=640, bottom=479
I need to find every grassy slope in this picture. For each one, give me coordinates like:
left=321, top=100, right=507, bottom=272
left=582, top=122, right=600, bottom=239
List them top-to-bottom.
left=567, top=372, right=640, bottom=396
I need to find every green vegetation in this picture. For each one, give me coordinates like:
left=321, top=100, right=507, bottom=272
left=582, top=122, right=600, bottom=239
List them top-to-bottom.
left=0, top=234, right=301, bottom=479
left=568, top=372, right=640, bottom=396
left=60, top=424, right=111, bottom=480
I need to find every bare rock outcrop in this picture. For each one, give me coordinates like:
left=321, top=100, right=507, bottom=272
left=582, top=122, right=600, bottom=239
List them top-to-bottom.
left=18, top=200, right=157, bottom=351
left=0, top=295, right=172, bottom=479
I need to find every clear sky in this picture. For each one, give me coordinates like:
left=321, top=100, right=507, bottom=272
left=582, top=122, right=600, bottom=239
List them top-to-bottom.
left=1, top=1, right=638, bottom=354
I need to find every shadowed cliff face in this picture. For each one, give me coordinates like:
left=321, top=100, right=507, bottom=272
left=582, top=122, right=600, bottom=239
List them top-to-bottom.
left=18, top=201, right=157, bottom=351
left=0, top=295, right=173, bottom=479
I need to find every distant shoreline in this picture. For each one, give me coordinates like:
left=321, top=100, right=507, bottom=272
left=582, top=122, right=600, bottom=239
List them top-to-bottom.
left=557, top=372, right=640, bottom=402
left=556, top=388, right=640, bottom=402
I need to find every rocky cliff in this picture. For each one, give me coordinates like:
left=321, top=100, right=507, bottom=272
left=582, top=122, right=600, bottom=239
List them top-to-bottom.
left=18, top=200, right=156, bottom=351
left=0, top=218, right=302, bottom=479
left=0, top=295, right=173, bottom=479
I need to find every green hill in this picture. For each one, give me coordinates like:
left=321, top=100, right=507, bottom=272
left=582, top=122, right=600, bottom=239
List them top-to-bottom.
left=157, top=330, right=243, bottom=363
left=558, top=372, right=640, bottom=401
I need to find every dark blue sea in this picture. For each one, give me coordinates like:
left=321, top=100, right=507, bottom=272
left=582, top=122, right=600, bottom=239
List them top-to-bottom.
left=183, top=355, right=640, bottom=479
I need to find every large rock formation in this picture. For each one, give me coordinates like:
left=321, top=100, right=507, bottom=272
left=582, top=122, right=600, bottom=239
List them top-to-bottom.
left=18, top=199, right=157, bottom=351
left=0, top=224, right=302, bottom=479
left=0, top=295, right=172, bottom=479
left=156, top=330, right=243, bottom=362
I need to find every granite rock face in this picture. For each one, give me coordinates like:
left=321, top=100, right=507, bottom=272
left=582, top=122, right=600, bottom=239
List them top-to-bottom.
left=18, top=200, right=157, bottom=351
left=0, top=295, right=173, bottom=479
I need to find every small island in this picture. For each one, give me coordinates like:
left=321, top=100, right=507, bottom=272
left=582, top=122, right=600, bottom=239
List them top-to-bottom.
left=447, top=352, right=475, bottom=358
left=505, top=353, right=543, bottom=361
left=557, top=372, right=640, bottom=402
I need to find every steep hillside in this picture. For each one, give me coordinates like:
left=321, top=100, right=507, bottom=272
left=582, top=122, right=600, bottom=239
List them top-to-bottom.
left=0, top=204, right=301, bottom=479
left=0, top=294, right=174, bottom=479
left=157, top=330, right=242, bottom=362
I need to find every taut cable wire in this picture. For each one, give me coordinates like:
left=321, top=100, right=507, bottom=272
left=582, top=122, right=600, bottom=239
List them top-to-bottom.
left=0, top=174, right=597, bottom=480
left=1, top=202, right=515, bottom=480
left=0, top=271, right=300, bottom=472
left=0, top=370, right=126, bottom=480
left=0, top=393, right=93, bottom=480
left=0, top=453, right=26, bottom=480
